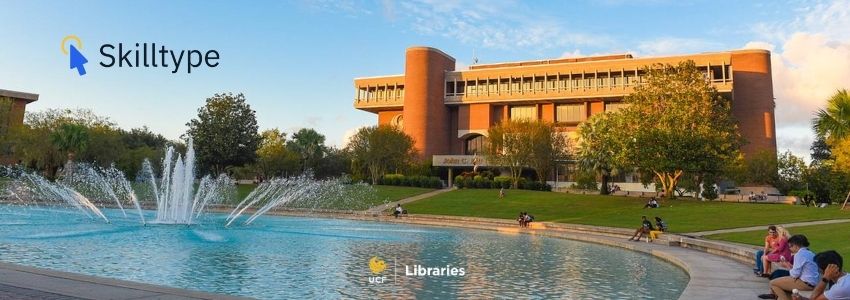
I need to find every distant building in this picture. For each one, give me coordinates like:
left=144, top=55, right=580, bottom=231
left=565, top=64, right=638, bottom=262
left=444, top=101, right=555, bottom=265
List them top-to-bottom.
left=352, top=47, right=776, bottom=187
left=0, top=89, right=39, bottom=164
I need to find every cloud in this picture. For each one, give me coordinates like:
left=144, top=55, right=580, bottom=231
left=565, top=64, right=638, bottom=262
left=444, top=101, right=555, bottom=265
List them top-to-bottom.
left=386, top=0, right=613, bottom=50
left=744, top=0, right=850, bottom=161
left=635, top=37, right=724, bottom=56
left=560, top=49, right=583, bottom=58
left=340, top=125, right=367, bottom=148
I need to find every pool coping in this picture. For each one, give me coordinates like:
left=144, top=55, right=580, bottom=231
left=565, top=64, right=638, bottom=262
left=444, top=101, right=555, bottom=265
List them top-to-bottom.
left=0, top=261, right=250, bottom=299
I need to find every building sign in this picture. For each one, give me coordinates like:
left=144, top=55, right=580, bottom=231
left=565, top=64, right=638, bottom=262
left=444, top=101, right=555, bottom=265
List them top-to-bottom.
left=432, top=155, right=489, bottom=167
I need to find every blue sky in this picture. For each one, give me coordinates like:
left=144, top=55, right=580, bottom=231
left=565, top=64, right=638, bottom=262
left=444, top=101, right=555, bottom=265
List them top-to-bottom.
left=2, top=0, right=849, bottom=159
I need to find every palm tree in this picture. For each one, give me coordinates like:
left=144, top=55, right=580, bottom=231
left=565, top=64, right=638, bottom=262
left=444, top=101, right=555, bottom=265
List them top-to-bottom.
left=813, top=89, right=850, bottom=141
left=50, top=123, right=89, bottom=163
left=287, top=128, right=326, bottom=174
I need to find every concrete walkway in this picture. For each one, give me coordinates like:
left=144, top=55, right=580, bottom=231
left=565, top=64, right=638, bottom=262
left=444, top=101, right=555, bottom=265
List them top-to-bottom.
left=365, top=187, right=453, bottom=213
left=686, top=218, right=850, bottom=236
left=0, top=262, right=249, bottom=300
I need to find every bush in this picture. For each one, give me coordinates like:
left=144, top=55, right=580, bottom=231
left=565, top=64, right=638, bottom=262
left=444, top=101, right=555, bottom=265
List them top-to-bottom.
left=573, top=171, right=597, bottom=190
left=454, top=175, right=464, bottom=187
left=494, top=176, right=512, bottom=189
left=462, top=177, right=474, bottom=189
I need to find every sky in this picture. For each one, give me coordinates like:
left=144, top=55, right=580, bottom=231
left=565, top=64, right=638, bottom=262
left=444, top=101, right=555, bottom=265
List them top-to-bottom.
left=1, top=0, right=848, bottom=160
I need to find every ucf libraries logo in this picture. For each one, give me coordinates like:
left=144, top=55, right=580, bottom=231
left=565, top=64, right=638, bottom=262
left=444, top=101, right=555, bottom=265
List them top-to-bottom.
left=61, top=35, right=220, bottom=76
left=367, top=256, right=467, bottom=284
left=368, top=256, right=388, bottom=284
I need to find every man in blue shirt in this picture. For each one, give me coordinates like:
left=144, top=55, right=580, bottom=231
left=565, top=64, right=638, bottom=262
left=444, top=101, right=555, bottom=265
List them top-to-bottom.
left=762, top=235, right=820, bottom=300
left=793, top=250, right=850, bottom=300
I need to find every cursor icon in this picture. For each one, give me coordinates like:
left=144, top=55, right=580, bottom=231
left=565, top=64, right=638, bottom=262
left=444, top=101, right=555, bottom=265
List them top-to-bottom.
left=69, top=44, right=88, bottom=76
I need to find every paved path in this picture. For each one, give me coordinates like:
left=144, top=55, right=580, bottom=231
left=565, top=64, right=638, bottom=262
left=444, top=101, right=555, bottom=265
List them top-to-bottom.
left=365, top=188, right=453, bottom=213
left=686, top=218, right=850, bottom=236
left=0, top=262, right=249, bottom=300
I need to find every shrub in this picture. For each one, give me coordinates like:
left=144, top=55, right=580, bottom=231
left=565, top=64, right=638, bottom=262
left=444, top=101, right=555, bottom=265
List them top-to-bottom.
left=573, top=171, right=597, bottom=190
left=454, top=175, right=464, bottom=187
left=494, top=176, right=512, bottom=189
left=461, top=177, right=473, bottom=189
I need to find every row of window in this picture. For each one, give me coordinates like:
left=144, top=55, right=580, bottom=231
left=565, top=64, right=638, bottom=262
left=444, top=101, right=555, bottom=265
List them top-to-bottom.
left=445, top=65, right=731, bottom=97
left=446, top=74, right=645, bottom=97
left=355, top=85, right=404, bottom=102
left=508, top=103, right=628, bottom=123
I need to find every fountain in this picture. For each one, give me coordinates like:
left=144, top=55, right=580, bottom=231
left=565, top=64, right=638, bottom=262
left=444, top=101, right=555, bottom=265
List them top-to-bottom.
left=1, top=137, right=373, bottom=226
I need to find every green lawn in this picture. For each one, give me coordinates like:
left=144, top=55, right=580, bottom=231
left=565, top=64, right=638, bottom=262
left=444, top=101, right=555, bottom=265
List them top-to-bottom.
left=231, top=184, right=433, bottom=210
left=371, top=185, right=434, bottom=203
left=403, top=189, right=850, bottom=232
left=707, top=223, right=850, bottom=259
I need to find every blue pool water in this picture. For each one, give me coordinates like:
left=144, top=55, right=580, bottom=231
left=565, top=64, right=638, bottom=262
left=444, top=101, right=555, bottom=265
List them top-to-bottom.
left=0, top=205, right=687, bottom=299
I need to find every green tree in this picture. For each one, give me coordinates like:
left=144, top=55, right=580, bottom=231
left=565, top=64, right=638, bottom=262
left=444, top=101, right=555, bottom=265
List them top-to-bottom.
left=613, top=61, right=742, bottom=198
left=186, top=92, right=261, bottom=175
left=0, top=97, right=15, bottom=159
left=577, top=113, right=622, bottom=194
left=485, top=120, right=534, bottom=188
left=527, top=121, right=571, bottom=184
left=50, top=123, right=89, bottom=163
left=79, top=125, right=125, bottom=168
left=347, top=125, right=416, bottom=184
left=255, top=128, right=299, bottom=179
left=287, top=128, right=326, bottom=174
left=810, top=137, right=832, bottom=164
left=315, top=146, right=351, bottom=179
left=776, top=150, right=807, bottom=194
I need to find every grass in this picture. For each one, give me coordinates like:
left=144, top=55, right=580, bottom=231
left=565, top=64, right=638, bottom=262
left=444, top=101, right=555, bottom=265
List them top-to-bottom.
left=230, top=184, right=434, bottom=210
left=403, top=189, right=850, bottom=232
left=707, top=223, right=850, bottom=259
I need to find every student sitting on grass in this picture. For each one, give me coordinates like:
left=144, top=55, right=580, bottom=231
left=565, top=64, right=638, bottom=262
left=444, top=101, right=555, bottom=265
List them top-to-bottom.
left=643, top=197, right=659, bottom=209
left=628, top=216, right=654, bottom=242
left=648, top=216, right=667, bottom=242
left=794, top=250, right=849, bottom=300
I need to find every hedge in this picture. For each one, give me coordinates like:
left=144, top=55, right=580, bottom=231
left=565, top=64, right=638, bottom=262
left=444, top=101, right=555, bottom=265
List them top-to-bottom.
left=378, top=174, right=442, bottom=188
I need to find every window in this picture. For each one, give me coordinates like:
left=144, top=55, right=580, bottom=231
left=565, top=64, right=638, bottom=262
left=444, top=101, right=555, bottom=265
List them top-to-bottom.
left=522, top=78, right=531, bottom=92
left=499, top=79, right=509, bottom=93
left=446, top=81, right=455, bottom=95
left=466, top=81, right=477, bottom=95
left=456, top=82, right=465, bottom=95
left=605, top=102, right=628, bottom=113
left=556, top=104, right=585, bottom=123
left=510, top=105, right=537, bottom=121
left=465, top=135, right=487, bottom=155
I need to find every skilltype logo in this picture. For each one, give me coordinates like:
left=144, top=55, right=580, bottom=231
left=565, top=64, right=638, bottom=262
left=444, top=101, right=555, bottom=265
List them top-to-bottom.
left=61, top=35, right=221, bottom=76
left=61, top=35, right=88, bottom=76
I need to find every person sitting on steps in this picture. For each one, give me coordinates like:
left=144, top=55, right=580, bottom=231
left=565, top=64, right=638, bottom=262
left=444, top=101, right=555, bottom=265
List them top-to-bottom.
left=393, top=204, right=406, bottom=218
left=628, top=216, right=654, bottom=242
left=648, top=216, right=667, bottom=242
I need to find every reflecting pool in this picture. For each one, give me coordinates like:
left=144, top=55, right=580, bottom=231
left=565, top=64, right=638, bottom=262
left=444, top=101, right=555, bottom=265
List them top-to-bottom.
left=0, top=205, right=687, bottom=299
